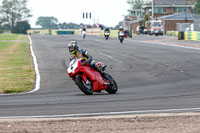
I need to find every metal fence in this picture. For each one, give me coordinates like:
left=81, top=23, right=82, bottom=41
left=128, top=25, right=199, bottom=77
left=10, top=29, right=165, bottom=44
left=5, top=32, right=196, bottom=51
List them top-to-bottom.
left=176, top=14, right=200, bottom=32
left=176, top=23, right=193, bottom=32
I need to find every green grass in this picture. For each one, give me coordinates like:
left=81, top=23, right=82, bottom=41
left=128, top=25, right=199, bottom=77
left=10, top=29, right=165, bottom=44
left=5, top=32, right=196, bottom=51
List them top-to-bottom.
left=100, top=30, right=119, bottom=38
left=0, top=34, right=35, bottom=94
left=0, top=34, right=28, bottom=40
left=0, top=42, right=13, bottom=51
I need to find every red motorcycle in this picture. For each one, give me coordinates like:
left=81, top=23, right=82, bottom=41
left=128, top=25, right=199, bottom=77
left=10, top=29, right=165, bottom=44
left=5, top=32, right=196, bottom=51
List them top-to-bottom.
left=67, top=58, right=118, bottom=95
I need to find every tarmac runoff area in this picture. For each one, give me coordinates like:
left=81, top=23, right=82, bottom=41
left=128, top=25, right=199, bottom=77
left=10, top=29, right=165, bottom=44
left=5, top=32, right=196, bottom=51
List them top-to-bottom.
left=130, top=36, right=200, bottom=50
left=0, top=112, right=200, bottom=132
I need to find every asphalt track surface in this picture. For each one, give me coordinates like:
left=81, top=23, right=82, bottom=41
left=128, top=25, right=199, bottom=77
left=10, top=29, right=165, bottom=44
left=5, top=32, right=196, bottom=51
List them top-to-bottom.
left=1, top=35, right=200, bottom=118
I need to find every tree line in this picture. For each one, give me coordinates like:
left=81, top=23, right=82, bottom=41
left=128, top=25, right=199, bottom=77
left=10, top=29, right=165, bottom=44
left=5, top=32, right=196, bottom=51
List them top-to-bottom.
left=0, top=0, right=120, bottom=34
left=0, top=0, right=31, bottom=34
left=1, top=0, right=199, bottom=34
left=35, top=16, right=120, bottom=30
left=35, top=16, right=81, bottom=29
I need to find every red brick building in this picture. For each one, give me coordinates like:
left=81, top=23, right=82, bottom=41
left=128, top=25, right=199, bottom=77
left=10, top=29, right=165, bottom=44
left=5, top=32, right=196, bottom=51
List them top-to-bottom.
left=127, top=0, right=196, bottom=34
left=142, top=0, right=195, bottom=19
left=158, top=12, right=194, bottom=32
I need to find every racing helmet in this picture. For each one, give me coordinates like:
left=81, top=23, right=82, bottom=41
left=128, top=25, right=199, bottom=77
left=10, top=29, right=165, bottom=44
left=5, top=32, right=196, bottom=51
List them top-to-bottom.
left=119, top=26, right=123, bottom=29
left=68, top=41, right=79, bottom=54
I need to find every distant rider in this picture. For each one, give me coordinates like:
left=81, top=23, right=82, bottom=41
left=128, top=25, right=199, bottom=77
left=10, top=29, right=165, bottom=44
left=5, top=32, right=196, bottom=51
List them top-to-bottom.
left=118, top=26, right=124, bottom=33
left=118, top=26, right=125, bottom=39
left=82, top=27, right=86, bottom=32
left=104, top=28, right=110, bottom=33
left=104, top=28, right=110, bottom=38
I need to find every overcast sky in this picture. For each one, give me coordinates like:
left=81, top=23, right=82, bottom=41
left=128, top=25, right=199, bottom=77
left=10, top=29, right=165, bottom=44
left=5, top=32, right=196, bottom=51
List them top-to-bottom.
left=28, top=0, right=130, bottom=28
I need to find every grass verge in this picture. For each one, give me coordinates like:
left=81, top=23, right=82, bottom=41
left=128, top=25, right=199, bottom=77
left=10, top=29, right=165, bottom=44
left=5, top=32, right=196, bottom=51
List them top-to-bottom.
left=0, top=34, right=35, bottom=94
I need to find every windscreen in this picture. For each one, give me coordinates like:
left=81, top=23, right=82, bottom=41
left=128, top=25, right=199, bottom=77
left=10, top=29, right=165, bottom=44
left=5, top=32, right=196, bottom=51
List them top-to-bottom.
left=151, top=22, right=163, bottom=28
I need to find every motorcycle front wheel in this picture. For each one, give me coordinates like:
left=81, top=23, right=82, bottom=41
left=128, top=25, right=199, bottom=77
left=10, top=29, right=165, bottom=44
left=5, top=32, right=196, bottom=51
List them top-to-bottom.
left=82, top=35, right=86, bottom=39
left=120, top=38, right=123, bottom=43
left=103, top=73, right=118, bottom=94
left=75, top=76, right=93, bottom=95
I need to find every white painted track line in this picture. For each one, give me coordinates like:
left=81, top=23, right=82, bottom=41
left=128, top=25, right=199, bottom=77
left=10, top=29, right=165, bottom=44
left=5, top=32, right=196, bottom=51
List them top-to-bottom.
left=28, top=35, right=40, bottom=93
left=127, top=39, right=200, bottom=51
left=100, top=52, right=123, bottom=63
left=1, top=107, right=200, bottom=119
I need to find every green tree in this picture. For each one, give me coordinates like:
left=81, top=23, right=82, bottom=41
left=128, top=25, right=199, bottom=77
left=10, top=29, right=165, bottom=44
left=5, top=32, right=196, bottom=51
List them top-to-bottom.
left=0, top=0, right=32, bottom=33
left=127, top=0, right=144, bottom=9
left=194, top=0, right=200, bottom=14
left=143, top=14, right=149, bottom=26
left=36, top=16, right=58, bottom=29
left=12, top=21, right=30, bottom=34
left=114, top=21, right=123, bottom=30
left=58, top=22, right=79, bottom=29
left=58, top=22, right=67, bottom=29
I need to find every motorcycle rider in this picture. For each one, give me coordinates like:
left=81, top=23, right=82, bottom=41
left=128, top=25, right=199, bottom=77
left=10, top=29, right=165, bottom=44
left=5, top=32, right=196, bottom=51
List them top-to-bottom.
left=118, top=26, right=124, bottom=32
left=118, top=26, right=125, bottom=39
left=118, top=26, right=124, bottom=35
left=81, top=27, right=87, bottom=38
left=82, top=27, right=86, bottom=32
left=104, top=28, right=110, bottom=33
left=104, top=28, right=110, bottom=39
left=68, top=41, right=105, bottom=73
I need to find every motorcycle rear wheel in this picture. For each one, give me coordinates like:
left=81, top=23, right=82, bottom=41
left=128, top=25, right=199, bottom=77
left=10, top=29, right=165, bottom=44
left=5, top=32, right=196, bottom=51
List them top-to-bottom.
left=103, top=73, right=118, bottom=94
left=75, top=76, right=93, bottom=95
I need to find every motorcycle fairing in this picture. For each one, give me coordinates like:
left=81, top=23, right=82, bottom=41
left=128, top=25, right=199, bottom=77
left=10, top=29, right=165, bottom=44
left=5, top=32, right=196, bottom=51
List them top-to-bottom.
left=80, top=65, right=108, bottom=91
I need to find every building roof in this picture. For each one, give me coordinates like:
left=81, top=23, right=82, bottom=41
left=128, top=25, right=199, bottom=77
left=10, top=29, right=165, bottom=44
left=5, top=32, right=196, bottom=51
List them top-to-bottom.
left=147, top=0, right=195, bottom=5
left=128, top=9, right=143, bottom=12
left=158, top=12, right=196, bottom=20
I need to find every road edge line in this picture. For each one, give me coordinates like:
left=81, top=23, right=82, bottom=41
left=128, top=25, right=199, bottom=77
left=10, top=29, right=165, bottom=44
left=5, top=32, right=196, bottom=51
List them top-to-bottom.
left=28, top=35, right=40, bottom=93
left=133, top=40, right=200, bottom=50
left=1, top=107, right=200, bottom=119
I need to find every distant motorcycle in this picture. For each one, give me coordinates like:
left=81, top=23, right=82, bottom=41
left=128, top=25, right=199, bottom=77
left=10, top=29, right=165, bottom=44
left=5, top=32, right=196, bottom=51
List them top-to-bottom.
left=82, top=31, right=87, bottom=39
left=104, top=31, right=110, bottom=40
left=118, top=31, right=125, bottom=43
left=67, top=58, right=118, bottom=95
